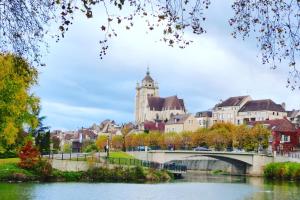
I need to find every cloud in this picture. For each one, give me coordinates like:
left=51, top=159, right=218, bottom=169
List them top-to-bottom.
left=35, top=2, right=300, bottom=130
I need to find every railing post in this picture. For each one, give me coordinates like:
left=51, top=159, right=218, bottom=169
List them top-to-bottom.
left=61, top=152, right=63, bottom=160
left=77, top=154, right=78, bottom=161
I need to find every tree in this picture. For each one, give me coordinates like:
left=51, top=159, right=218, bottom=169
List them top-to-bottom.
left=1, top=1, right=300, bottom=87
left=0, top=53, right=39, bottom=153
left=30, top=108, right=51, bottom=154
left=121, top=123, right=133, bottom=151
left=250, top=124, right=271, bottom=151
left=206, top=127, right=232, bottom=151
left=192, top=128, right=208, bottom=147
left=96, top=135, right=108, bottom=151
left=111, top=135, right=124, bottom=150
left=51, top=136, right=61, bottom=153
left=18, top=140, right=40, bottom=169
left=62, top=143, right=72, bottom=153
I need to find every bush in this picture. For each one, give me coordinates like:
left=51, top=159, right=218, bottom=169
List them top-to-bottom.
left=18, top=141, right=40, bottom=169
left=0, top=150, right=17, bottom=158
left=34, top=159, right=53, bottom=180
left=264, top=162, right=300, bottom=180
left=52, top=170, right=84, bottom=182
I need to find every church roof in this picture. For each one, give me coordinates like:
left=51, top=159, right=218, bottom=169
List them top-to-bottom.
left=148, top=96, right=185, bottom=111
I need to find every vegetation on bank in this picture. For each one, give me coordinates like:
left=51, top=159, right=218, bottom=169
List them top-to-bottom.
left=0, top=142, right=172, bottom=183
left=0, top=161, right=172, bottom=183
left=264, top=162, right=300, bottom=180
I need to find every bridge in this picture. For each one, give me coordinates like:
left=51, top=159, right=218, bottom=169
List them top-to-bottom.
left=128, top=150, right=275, bottom=176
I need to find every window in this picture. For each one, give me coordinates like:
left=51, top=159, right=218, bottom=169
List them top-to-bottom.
left=281, top=135, right=290, bottom=143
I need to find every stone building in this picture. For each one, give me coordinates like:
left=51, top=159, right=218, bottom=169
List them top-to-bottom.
left=135, top=69, right=186, bottom=125
left=212, top=95, right=287, bottom=125
left=195, top=111, right=213, bottom=128
left=165, top=114, right=199, bottom=133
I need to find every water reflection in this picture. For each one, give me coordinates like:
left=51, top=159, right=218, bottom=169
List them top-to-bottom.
left=0, top=173, right=300, bottom=200
left=0, top=183, right=33, bottom=200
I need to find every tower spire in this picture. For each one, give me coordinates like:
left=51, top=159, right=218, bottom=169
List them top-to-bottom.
left=146, top=66, right=150, bottom=75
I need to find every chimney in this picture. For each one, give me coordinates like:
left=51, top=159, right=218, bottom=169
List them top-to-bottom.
left=281, top=102, right=286, bottom=110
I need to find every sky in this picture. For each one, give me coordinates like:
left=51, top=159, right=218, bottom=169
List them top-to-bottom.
left=34, top=1, right=300, bottom=131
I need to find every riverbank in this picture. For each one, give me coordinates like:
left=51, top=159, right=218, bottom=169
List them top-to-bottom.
left=0, top=159, right=173, bottom=183
left=264, top=162, right=300, bottom=180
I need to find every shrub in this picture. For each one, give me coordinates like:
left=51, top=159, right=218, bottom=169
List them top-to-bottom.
left=18, top=141, right=40, bottom=169
left=34, top=159, right=53, bottom=180
left=264, top=162, right=300, bottom=180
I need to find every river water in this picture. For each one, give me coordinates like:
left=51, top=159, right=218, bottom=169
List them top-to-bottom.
left=0, top=173, right=300, bottom=200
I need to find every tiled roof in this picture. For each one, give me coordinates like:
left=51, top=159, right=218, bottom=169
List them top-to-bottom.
left=148, top=95, right=185, bottom=111
left=217, top=96, right=249, bottom=107
left=239, top=99, right=285, bottom=112
left=287, top=110, right=300, bottom=118
left=195, top=111, right=212, bottom=118
left=166, top=114, right=190, bottom=125
left=249, top=118, right=297, bottom=132
left=144, top=121, right=165, bottom=132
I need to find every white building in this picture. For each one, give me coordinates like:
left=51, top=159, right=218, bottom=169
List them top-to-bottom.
left=212, top=96, right=287, bottom=125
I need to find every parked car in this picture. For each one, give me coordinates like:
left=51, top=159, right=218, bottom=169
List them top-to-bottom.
left=135, top=146, right=151, bottom=151
left=193, top=146, right=211, bottom=151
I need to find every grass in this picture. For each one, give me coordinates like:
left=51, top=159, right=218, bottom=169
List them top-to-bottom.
left=109, top=151, right=134, bottom=159
left=0, top=158, right=19, bottom=165
left=0, top=163, right=36, bottom=181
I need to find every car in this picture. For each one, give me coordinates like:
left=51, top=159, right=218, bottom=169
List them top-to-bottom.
left=135, top=146, right=151, bottom=151
left=193, top=146, right=211, bottom=151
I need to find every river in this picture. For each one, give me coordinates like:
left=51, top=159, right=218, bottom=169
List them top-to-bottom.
left=0, top=173, right=300, bottom=200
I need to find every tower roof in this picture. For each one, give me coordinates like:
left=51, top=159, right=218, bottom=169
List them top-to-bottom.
left=142, top=67, right=154, bottom=82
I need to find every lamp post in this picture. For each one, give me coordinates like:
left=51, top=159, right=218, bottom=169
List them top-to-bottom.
left=258, top=136, right=263, bottom=154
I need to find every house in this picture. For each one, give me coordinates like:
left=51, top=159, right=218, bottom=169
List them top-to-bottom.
left=212, top=95, right=251, bottom=124
left=212, top=95, right=287, bottom=125
left=237, top=99, right=287, bottom=124
left=287, top=109, right=300, bottom=128
left=195, top=111, right=212, bottom=128
left=165, top=114, right=199, bottom=133
left=249, top=118, right=300, bottom=153
left=143, top=121, right=165, bottom=132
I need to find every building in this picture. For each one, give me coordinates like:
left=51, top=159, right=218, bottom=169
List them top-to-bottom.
left=135, top=69, right=186, bottom=125
left=212, top=95, right=287, bottom=125
left=212, top=96, right=251, bottom=124
left=237, top=99, right=287, bottom=124
left=287, top=110, right=300, bottom=128
left=195, top=111, right=213, bottom=128
left=165, top=114, right=199, bottom=133
left=249, top=118, right=300, bottom=153
left=143, top=121, right=165, bottom=132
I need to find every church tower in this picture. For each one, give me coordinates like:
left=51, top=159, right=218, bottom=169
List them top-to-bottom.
left=135, top=68, right=159, bottom=124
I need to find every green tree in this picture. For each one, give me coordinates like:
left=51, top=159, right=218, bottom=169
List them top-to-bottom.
left=0, top=53, right=39, bottom=153
left=63, top=143, right=72, bottom=153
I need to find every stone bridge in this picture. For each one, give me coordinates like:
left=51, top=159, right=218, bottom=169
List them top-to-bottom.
left=128, top=150, right=275, bottom=176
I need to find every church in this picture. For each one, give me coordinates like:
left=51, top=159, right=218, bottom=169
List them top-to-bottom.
left=135, top=69, right=186, bottom=125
